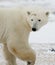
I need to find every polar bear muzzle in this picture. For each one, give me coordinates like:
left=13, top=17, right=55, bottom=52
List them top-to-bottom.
left=32, top=22, right=38, bottom=32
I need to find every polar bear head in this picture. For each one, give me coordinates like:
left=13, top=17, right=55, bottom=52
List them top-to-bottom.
left=26, top=10, right=49, bottom=32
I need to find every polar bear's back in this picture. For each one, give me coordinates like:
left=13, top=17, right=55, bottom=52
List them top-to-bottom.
left=0, top=7, right=22, bottom=42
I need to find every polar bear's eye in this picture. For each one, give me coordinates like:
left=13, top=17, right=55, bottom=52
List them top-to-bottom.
left=31, top=19, right=33, bottom=21
left=38, top=19, right=41, bottom=22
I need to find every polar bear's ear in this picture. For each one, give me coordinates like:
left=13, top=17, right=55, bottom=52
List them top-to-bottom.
left=27, top=11, right=31, bottom=15
left=46, top=12, right=49, bottom=16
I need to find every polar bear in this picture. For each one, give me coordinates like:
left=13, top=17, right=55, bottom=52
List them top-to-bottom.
left=0, top=6, right=49, bottom=65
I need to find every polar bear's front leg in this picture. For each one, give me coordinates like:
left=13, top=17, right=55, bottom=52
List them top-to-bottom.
left=7, top=33, right=36, bottom=65
left=7, top=40, right=36, bottom=65
left=3, top=44, right=17, bottom=65
left=27, top=61, right=35, bottom=65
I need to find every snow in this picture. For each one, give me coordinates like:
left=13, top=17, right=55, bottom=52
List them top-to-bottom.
left=0, top=0, right=55, bottom=65
left=0, top=44, right=55, bottom=65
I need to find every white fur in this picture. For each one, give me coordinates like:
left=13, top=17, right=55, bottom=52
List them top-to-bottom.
left=0, top=6, right=49, bottom=65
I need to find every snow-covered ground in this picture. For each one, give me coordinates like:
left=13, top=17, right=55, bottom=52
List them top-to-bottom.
left=0, top=0, right=55, bottom=65
left=0, top=43, right=55, bottom=65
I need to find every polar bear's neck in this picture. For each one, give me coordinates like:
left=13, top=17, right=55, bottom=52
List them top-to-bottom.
left=20, top=12, right=31, bottom=32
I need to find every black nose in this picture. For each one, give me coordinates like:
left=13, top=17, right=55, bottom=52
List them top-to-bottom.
left=32, top=28, right=36, bottom=31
